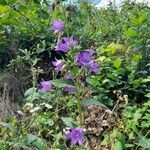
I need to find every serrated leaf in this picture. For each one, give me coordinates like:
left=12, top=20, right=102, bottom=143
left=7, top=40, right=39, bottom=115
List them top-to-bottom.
left=51, top=79, right=74, bottom=88
left=24, top=87, right=37, bottom=97
left=24, top=88, right=41, bottom=101
left=82, top=98, right=107, bottom=108
left=61, top=117, right=75, bottom=128
left=26, top=134, right=47, bottom=150
left=27, top=134, right=37, bottom=144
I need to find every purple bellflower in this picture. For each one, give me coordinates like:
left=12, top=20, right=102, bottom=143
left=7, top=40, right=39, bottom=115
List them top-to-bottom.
left=50, top=20, right=65, bottom=33
left=55, top=36, right=78, bottom=53
left=55, top=37, right=70, bottom=52
left=76, top=49, right=95, bottom=67
left=40, top=81, right=52, bottom=92
left=66, top=128, right=83, bottom=145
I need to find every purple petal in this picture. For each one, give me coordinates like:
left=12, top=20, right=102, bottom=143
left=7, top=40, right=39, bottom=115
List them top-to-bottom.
left=50, top=20, right=65, bottom=32
left=55, top=38, right=70, bottom=52
left=76, top=49, right=95, bottom=67
left=52, top=59, right=64, bottom=73
left=52, top=59, right=61, bottom=66
left=88, top=60, right=100, bottom=74
left=40, top=81, right=52, bottom=91
left=65, top=86, right=75, bottom=94
left=66, top=128, right=83, bottom=145
left=66, top=131, right=73, bottom=139
left=71, top=138, right=78, bottom=145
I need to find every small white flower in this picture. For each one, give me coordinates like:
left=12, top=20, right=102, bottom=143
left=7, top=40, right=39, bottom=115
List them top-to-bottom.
left=25, top=102, right=33, bottom=108
left=40, top=103, right=53, bottom=109
left=45, top=104, right=53, bottom=109
left=30, top=107, right=40, bottom=113
left=17, top=110, right=24, bottom=115
left=63, top=127, right=70, bottom=134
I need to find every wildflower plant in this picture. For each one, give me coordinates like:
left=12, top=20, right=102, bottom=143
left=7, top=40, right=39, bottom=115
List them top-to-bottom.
left=28, top=18, right=101, bottom=147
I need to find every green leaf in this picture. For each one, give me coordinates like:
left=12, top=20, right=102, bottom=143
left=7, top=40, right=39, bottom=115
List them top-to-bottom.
left=0, top=0, right=7, bottom=5
left=7, top=0, right=17, bottom=5
left=33, top=0, right=40, bottom=4
left=38, top=10, right=49, bottom=20
left=124, top=28, right=137, bottom=37
left=104, top=42, right=123, bottom=54
left=132, top=54, right=142, bottom=62
left=113, top=58, right=122, bottom=68
left=142, top=77, right=150, bottom=83
left=51, top=79, right=74, bottom=88
left=102, top=79, right=110, bottom=84
left=24, top=87, right=37, bottom=97
left=24, top=88, right=40, bottom=101
left=145, top=93, right=150, bottom=98
left=82, top=98, right=107, bottom=108
left=61, top=117, right=75, bottom=128
left=0, top=122, right=16, bottom=131
left=119, top=133, right=126, bottom=148
left=26, top=134, right=48, bottom=150
left=26, top=134, right=37, bottom=144
left=137, top=136, right=150, bottom=149
left=32, top=139, right=47, bottom=150
left=0, top=140, right=4, bottom=150
left=113, top=141, right=122, bottom=150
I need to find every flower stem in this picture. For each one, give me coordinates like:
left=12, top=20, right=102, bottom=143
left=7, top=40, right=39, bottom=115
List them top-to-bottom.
left=76, top=76, right=84, bottom=126
left=78, top=98, right=83, bottom=126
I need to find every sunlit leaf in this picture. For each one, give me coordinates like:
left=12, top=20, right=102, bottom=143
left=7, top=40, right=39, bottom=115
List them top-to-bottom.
left=124, top=28, right=138, bottom=37
left=113, top=58, right=122, bottom=68
left=113, top=141, right=122, bottom=150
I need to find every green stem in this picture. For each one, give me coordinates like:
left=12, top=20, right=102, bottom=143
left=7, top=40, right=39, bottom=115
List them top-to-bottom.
left=76, top=76, right=84, bottom=126
left=78, top=98, right=83, bottom=126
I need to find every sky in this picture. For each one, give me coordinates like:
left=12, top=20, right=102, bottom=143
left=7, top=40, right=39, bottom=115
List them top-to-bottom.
left=63, top=0, right=150, bottom=7
left=91, top=0, right=101, bottom=5
left=96, top=0, right=150, bottom=8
